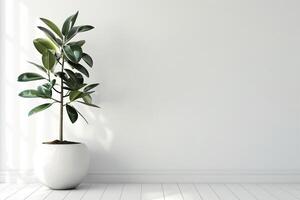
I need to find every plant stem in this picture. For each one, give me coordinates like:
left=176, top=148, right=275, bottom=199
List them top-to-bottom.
left=59, top=51, right=65, bottom=141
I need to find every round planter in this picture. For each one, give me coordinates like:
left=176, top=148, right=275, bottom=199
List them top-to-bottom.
left=35, top=143, right=90, bottom=190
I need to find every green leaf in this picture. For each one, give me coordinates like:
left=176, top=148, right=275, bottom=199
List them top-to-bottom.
left=62, top=11, right=79, bottom=36
left=40, top=18, right=63, bottom=39
left=65, top=25, right=94, bottom=42
left=78, top=25, right=94, bottom=32
left=38, top=26, right=62, bottom=47
left=66, top=26, right=80, bottom=41
left=33, top=38, right=56, bottom=54
left=68, top=40, right=85, bottom=46
left=63, top=45, right=82, bottom=63
left=42, top=51, right=56, bottom=71
left=82, top=53, right=93, bottom=67
left=27, top=61, right=47, bottom=73
left=68, top=62, right=89, bottom=77
left=64, top=69, right=77, bottom=82
left=18, top=72, right=45, bottom=82
left=55, top=72, right=68, bottom=81
left=75, top=73, right=84, bottom=84
left=50, top=79, right=56, bottom=87
left=37, top=83, right=52, bottom=98
left=84, top=83, right=99, bottom=92
left=19, top=90, right=39, bottom=98
left=69, top=90, right=83, bottom=101
left=82, top=94, right=92, bottom=104
left=77, top=101, right=100, bottom=108
left=28, top=103, right=52, bottom=116
left=66, top=105, right=78, bottom=123
left=76, top=108, right=88, bottom=124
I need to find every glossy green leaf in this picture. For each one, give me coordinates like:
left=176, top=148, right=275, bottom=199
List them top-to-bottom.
left=62, top=11, right=79, bottom=36
left=40, top=18, right=63, bottom=39
left=65, top=25, right=94, bottom=42
left=78, top=25, right=94, bottom=32
left=38, top=26, right=62, bottom=47
left=66, top=26, right=80, bottom=41
left=33, top=38, right=56, bottom=54
left=68, top=40, right=85, bottom=47
left=63, top=45, right=82, bottom=63
left=42, top=51, right=56, bottom=70
left=82, top=53, right=93, bottom=67
left=27, top=61, right=47, bottom=73
left=68, top=62, right=89, bottom=77
left=64, top=69, right=76, bottom=81
left=18, top=73, right=45, bottom=82
left=75, top=73, right=84, bottom=84
left=50, top=79, right=56, bottom=87
left=37, top=83, right=52, bottom=98
left=84, top=83, right=99, bottom=92
left=19, top=90, right=39, bottom=98
left=69, top=90, right=83, bottom=101
left=82, top=94, right=92, bottom=104
left=77, top=100, right=100, bottom=108
left=28, top=103, right=52, bottom=116
left=66, top=105, right=78, bottom=123
left=75, top=108, right=88, bottom=123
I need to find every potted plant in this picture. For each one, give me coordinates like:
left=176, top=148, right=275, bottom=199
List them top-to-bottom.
left=17, top=11, right=99, bottom=189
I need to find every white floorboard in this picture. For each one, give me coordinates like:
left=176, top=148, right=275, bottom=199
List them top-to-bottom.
left=0, top=183, right=300, bottom=199
left=0, top=184, right=26, bottom=200
left=5, top=184, right=40, bottom=200
left=64, top=184, right=90, bottom=200
left=81, top=184, right=107, bottom=200
left=101, top=184, right=124, bottom=200
left=121, top=184, right=141, bottom=200
left=141, top=184, right=164, bottom=200
left=162, top=184, right=183, bottom=200
left=178, top=184, right=201, bottom=200
left=195, top=184, right=219, bottom=200
left=210, top=184, right=239, bottom=200
left=226, top=184, right=257, bottom=200
left=242, top=184, right=277, bottom=200
left=261, top=184, right=298, bottom=200
left=25, top=186, right=51, bottom=200
left=44, top=188, right=70, bottom=200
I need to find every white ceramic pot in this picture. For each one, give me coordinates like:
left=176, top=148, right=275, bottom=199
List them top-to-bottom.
left=35, top=143, right=90, bottom=190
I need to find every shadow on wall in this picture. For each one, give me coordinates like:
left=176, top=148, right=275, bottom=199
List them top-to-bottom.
left=0, top=0, right=123, bottom=182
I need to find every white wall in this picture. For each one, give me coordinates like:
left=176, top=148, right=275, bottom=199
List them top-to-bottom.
left=1, top=0, right=300, bottom=182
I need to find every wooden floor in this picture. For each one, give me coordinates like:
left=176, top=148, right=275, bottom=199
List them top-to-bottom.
left=0, top=183, right=300, bottom=200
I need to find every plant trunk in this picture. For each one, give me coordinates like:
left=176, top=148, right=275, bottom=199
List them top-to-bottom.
left=59, top=54, right=65, bottom=141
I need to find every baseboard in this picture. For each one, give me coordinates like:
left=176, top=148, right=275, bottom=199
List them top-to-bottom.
left=1, top=170, right=300, bottom=183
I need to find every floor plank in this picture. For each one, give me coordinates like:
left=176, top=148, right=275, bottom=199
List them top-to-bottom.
left=0, top=183, right=300, bottom=199
left=0, top=184, right=26, bottom=200
left=6, top=184, right=41, bottom=200
left=64, top=184, right=90, bottom=200
left=81, top=184, right=107, bottom=200
left=101, top=184, right=124, bottom=200
left=121, top=184, right=141, bottom=200
left=141, top=184, right=164, bottom=200
left=162, top=184, right=183, bottom=200
left=178, top=184, right=201, bottom=200
left=195, top=184, right=219, bottom=200
left=210, top=184, right=239, bottom=200
left=226, top=184, right=256, bottom=200
left=242, top=184, right=277, bottom=200
left=260, top=184, right=298, bottom=200
left=279, top=184, right=300, bottom=199
left=26, top=186, right=52, bottom=200
left=44, top=188, right=71, bottom=200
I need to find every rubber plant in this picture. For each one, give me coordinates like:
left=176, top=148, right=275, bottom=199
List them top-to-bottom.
left=17, top=11, right=99, bottom=143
